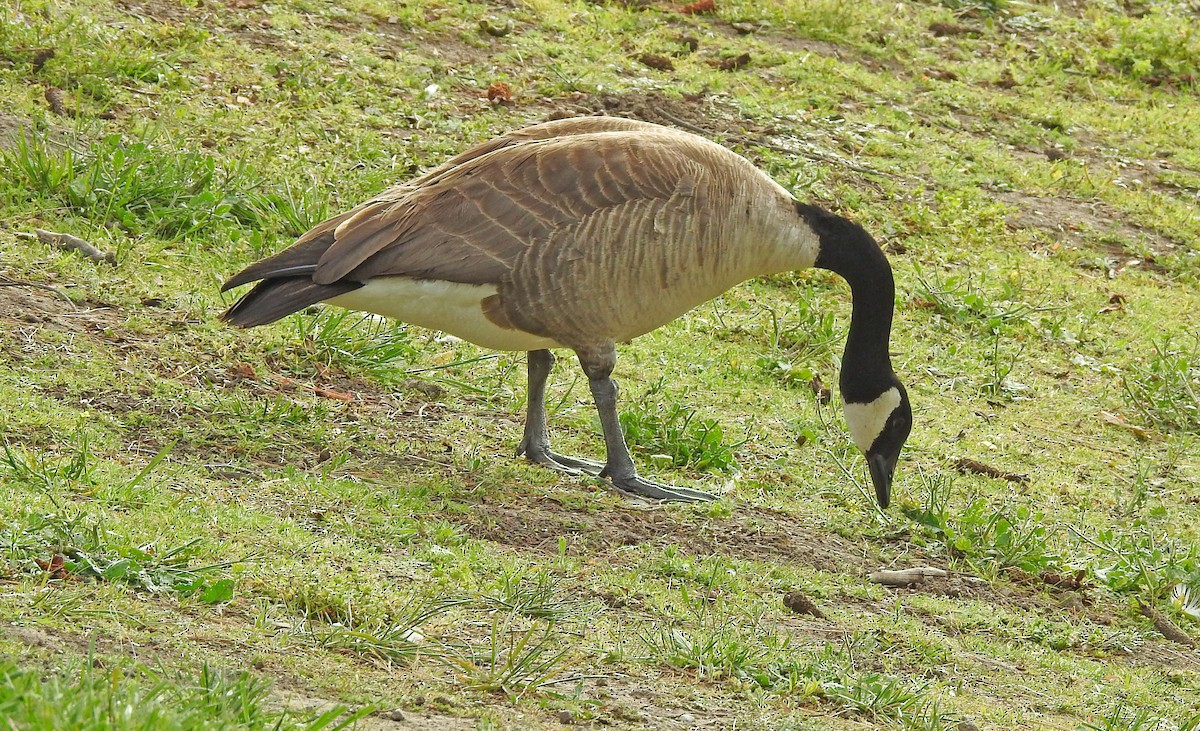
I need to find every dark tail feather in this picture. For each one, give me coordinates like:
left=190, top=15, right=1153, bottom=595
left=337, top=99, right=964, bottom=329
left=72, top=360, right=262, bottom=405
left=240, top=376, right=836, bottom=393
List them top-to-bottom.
left=221, top=224, right=340, bottom=292
left=222, top=277, right=363, bottom=327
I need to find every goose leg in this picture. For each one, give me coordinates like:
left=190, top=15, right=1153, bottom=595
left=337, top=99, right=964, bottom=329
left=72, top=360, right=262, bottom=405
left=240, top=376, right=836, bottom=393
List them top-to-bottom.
left=576, top=345, right=716, bottom=503
left=517, top=349, right=605, bottom=475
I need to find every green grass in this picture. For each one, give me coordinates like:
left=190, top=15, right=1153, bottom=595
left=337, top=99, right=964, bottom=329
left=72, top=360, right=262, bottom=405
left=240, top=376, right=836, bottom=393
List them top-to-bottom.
left=1, top=0, right=1199, bottom=728
left=0, top=658, right=373, bottom=731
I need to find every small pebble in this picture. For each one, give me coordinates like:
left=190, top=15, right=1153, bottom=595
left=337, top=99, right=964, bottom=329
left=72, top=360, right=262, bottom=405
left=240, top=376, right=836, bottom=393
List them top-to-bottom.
left=386, top=709, right=406, bottom=721
left=557, top=709, right=574, bottom=724
left=679, top=712, right=696, bottom=723
left=958, top=723, right=980, bottom=731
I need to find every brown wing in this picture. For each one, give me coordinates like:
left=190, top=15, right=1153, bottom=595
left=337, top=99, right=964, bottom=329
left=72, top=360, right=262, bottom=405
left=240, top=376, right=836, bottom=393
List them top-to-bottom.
left=221, top=116, right=669, bottom=292
left=404, top=116, right=672, bottom=190
left=309, top=131, right=703, bottom=287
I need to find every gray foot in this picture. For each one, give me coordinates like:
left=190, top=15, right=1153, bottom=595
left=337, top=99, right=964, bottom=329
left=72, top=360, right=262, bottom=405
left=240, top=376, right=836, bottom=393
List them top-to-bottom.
left=519, top=444, right=605, bottom=477
left=605, top=473, right=717, bottom=503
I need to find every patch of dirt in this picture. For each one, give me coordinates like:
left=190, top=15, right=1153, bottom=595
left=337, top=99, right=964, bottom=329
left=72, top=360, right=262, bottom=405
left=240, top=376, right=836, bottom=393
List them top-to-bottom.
left=113, top=0, right=193, bottom=25
left=707, top=19, right=899, bottom=73
left=371, top=21, right=491, bottom=69
left=0, top=113, right=30, bottom=152
left=995, top=188, right=1177, bottom=267
left=0, top=284, right=122, bottom=332
left=453, top=490, right=875, bottom=573
left=891, top=572, right=1004, bottom=601
left=1, top=620, right=474, bottom=729
left=0, top=623, right=72, bottom=654
left=1121, top=638, right=1200, bottom=672
left=571, top=672, right=738, bottom=730
left=271, top=689, right=472, bottom=731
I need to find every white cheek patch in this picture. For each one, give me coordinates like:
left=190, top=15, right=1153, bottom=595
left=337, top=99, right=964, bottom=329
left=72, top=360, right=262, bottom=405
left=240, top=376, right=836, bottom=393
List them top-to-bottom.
left=843, top=387, right=902, bottom=452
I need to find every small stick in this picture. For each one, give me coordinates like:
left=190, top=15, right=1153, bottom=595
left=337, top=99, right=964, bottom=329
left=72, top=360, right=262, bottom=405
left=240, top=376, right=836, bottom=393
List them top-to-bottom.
left=19, top=229, right=117, bottom=265
left=265, top=373, right=355, bottom=402
left=955, top=457, right=1030, bottom=484
left=869, top=566, right=948, bottom=587
left=1138, top=601, right=1197, bottom=648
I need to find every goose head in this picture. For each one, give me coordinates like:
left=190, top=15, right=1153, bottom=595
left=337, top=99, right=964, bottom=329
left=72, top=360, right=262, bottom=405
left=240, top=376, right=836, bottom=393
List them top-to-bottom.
left=797, top=202, right=912, bottom=509
left=842, top=383, right=912, bottom=508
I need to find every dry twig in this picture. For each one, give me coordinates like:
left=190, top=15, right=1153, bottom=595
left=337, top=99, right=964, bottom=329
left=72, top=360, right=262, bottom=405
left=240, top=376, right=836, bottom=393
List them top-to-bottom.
left=18, top=229, right=117, bottom=265
left=954, top=457, right=1030, bottom=484
left=868, top=566, right=948, bottom=587
left=1138, top=601, right=1197, bottom=648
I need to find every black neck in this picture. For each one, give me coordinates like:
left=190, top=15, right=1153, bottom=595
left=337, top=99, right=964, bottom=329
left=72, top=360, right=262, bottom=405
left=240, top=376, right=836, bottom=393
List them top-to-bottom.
left=798, top=203, right=897, bottom=403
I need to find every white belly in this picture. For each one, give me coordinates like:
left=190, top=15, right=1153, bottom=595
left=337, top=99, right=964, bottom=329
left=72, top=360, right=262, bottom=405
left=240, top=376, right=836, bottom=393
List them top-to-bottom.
left=326, top=278, right=562, bottom=352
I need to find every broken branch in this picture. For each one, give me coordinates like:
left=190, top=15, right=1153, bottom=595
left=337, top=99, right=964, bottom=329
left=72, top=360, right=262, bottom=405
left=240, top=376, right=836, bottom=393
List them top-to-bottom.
left=22, top=229, right=117, bottom=265
left=868, top=566, right=948, bottom=587
left=1138, top=601, right=1197, bottom=648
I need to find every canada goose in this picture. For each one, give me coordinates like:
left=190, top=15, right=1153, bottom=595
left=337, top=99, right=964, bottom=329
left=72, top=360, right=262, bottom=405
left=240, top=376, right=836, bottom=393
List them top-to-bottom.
left=222, top=116, right=912, bottom=507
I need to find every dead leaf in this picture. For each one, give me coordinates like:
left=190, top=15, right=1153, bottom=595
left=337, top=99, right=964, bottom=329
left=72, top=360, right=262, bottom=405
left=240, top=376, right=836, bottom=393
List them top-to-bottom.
left=678, top=0, right=715, bottom=14
left=928, top=21, right=975, bottom=36
left=30, top=47, right=55, bottom=72
left=634, top=53, right=674, bottom=71
left=715, top=53, right=751, bottom=71
left=485, top=82, right=513, bottom=105
left=44, top=86, right=72, bottom=117
left=1099, top=292, right=1127, bottom=313
left=229, top=362, right=257, bottom=379
left=267, top=373, right=297, bottom=389
left=809, top=375, right=831, bottom=405
left=313, top=386, right=354, bottom=402
left=1099, top=410, right=1149, bottom=441
left=35, top=554, right=69, bottom=580
left=1041, top=569, right=1089, bottom=591
left=782, top=590, right=825, bottom=618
